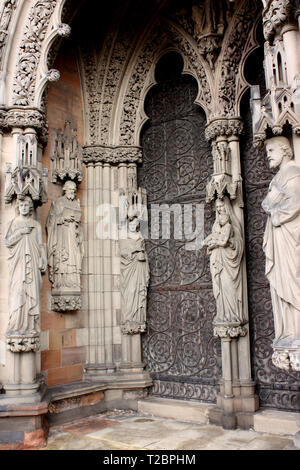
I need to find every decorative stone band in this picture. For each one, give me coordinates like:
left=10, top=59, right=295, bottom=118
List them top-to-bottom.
left=263, top=0, right=295, bottom=41
left=205, top=118, right=244, bottom=142
left=82, top=145, right=142, bottom=165
left=50, top=294, right=82, bottom=312
left=121, top=321, right=147, bottom=335
left=213, top=323, right=248, bottom=339
left=6, top=331, right=40, bottom=353
left=272, top=347, right=300, bottom=372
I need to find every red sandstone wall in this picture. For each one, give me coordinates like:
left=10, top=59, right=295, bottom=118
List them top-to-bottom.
left=40, top=39, right=87, bottom=387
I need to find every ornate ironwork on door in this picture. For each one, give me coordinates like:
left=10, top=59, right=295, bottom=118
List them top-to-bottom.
left=138, top=52, right=221, bottom=402
left=241, top=83, right=300, bottom=412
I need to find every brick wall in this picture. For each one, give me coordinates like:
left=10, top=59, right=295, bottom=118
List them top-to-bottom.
left=40, top=39, right=88, bottom=387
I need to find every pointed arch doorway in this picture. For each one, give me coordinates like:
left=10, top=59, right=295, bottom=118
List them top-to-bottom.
left=138, top=52, right=221, bottom=403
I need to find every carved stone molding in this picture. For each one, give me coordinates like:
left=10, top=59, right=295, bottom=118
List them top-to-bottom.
left=0, top=0, right=18, bottom=69
left=13, top=0, right=58, bottom=106
left=218, top=0, right=261, bottom=117
left=263, top=0, right=295, bottom=41
left=205, top=118, right=244, bottom=142
left=82, top=145, right=142, bottom=165
left=213, top=324, right=248, bottom=339
left=6, top=332, right=40, bottom=353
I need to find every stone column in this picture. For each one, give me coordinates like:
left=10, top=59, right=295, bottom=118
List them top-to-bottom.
left=1, top=108, right=48, bottom=405
left=205, top=118, right=259, bottom=430
left=82, top=144, right=152, bottom=390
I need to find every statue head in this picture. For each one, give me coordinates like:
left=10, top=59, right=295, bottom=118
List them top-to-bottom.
left=265, top=136, right=293, bottom=169
left=63, top=180, right=77, bottom=200
left=15, top=196, right=34, bottom=217
left=215, top=198, right=226, bottom=215
left=128, top=216, right=140, bottom=233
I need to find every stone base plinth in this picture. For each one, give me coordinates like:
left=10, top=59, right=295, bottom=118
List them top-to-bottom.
left=209, top=381, right=259, bottom=430
left=0, top=388, right=49, bottom=449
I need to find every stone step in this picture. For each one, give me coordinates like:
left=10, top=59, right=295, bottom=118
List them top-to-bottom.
left=137, top=398, right=214, bottom=424
left=253, top=409, right=299, bottom=436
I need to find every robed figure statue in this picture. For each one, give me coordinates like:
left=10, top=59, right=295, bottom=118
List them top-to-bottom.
left=262, top=137, right=300, bottom=348
left=46, top=180, right=84, bottom=311
left=4, top=196, right=47, bottom=340
left=202, top=197, right=244, bottom=325
left=120, top=214, right=150, bottom=335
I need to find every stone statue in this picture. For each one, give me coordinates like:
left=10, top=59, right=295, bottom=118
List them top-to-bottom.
left=191, top=0, right=231, bottom=37
left=262, top=136, right=300, bottom=349
left=46, top=180, right=83, bottom=310
left=4, top=196, right=47, bottom=348
left=202, top=197, right=244, bottom=324
left=120, top=214, right=150, bottom=335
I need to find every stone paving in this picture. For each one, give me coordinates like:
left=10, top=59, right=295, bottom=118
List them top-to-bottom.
left=41, top=410, right=294, bottom=451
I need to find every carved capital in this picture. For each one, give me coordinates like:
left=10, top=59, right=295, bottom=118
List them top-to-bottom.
left=263, top=0, right=295, bottom=41
left=5, top=106, right=47, bottom=131
left=205, top=118, right=244, bottom=142
left=82, top=145, right=142, bottom=165
left=6, top=331, right=40, bottom=353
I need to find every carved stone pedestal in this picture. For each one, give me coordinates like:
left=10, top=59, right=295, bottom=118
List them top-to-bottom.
left=50, top=290, right=82, bottom=312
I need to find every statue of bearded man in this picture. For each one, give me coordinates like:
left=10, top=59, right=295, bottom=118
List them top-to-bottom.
left=262, top=136, right=300, bottom=348
left=46, top=180, right=84, bottom=294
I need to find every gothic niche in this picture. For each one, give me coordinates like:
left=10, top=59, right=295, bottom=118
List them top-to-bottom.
left=46, top=122, right=84, bottom=312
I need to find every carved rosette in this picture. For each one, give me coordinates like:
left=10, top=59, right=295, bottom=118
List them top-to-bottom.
left=82, top=145, right=142, bottom=165
left=6, top=332, right=40, bottom=353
